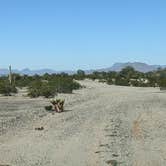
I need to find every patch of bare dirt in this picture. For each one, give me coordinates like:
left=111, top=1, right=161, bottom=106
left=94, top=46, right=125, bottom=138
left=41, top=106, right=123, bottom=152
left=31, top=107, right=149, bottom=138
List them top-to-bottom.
left=0, top=80, right=166, bottom=166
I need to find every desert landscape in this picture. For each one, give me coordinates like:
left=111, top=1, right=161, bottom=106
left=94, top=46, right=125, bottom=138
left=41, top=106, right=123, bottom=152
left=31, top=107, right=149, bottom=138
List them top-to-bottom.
left=1, top=0, right=166, bottom=165
left=0, top=79, right=166, bottom=166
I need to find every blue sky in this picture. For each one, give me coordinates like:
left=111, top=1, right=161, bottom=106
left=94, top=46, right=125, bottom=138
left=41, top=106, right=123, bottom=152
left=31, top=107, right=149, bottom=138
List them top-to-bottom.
left=0, top=0, right=166, bottom=70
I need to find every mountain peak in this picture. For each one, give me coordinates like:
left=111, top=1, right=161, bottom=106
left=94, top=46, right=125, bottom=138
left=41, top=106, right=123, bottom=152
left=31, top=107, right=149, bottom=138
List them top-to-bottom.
left=110, top=62, right=161, bottom=72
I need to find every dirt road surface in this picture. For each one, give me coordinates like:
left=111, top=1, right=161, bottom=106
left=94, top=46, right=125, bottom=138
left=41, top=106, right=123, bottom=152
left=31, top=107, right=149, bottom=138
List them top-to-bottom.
left=0, top=80, right=166, bottom=166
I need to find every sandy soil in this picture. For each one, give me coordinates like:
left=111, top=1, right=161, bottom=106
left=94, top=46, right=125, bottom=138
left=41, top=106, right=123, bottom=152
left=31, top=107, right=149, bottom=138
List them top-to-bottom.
left=0, top=80, right=166, bottom=166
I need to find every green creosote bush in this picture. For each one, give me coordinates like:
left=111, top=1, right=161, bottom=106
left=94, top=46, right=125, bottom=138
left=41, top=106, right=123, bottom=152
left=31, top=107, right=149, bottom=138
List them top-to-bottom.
left=28, top=76, right=82, bottom=98
left=49, top=77, right=82, bottom=94
left=115, top=77, right=129, bottom=86
left=0, top=81, right=17, bottom=96
left=28, top=81, right=57, bottom=98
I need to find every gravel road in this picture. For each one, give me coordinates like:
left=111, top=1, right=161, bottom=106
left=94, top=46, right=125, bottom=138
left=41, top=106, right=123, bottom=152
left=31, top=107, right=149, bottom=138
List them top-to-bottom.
left=0, top=80, right=166, bottom=166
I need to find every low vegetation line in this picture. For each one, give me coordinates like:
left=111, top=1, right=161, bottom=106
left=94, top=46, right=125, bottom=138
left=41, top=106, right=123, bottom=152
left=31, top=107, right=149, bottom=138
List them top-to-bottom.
left=0, top=66, right=166, bottom=97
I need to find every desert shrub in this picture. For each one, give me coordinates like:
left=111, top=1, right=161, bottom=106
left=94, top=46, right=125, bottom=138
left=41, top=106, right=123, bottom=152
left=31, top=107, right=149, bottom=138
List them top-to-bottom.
left=119, top=66, right=141, bottom=80
left=74, top=70, right=85, bottom=80
left=15, top=75, right=32, bottom=87
left=27, top=75, right=81, bottom=98
left=49, top=77, right=81, bottom=93
left=115, top=77, right=129, bottom=86
left=107, top=78, right=114, bottom=85
left=158, top=78, right=166, bottom=88
left=98, top=79, right=106, bottom=83
left=129, top=80, right=149, bottom=87
left=130, top=80, right=140, bottom=87
left=0, top=81, right=17, bottom=96
left=28, top=81, right=56, bottom=98
left=41, top=86, right=56, bottom=98
left=28, top=88, right=40, bottom=98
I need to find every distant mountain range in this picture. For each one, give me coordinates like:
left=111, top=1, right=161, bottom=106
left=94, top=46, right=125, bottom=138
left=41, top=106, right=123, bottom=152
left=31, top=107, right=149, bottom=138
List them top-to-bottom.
left=0, top=62, right=165, bottom=76
left=97, top=62, right=166, bottom=73
left=0, top=68, right=75, bottom=76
